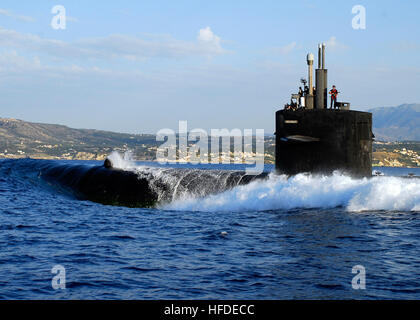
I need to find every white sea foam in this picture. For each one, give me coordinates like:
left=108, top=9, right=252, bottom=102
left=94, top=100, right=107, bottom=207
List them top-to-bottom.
left=106, top=151, right=136, bottom=170
left=106, top=152, right=420, bottom=212
left=164, top=172, right=420, bottom=212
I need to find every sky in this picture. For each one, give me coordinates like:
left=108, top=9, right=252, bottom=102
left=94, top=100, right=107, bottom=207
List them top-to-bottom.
left=0, top=0, right=419, bottom=134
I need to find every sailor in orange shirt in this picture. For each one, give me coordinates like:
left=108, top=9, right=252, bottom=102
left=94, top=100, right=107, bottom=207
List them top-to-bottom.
left=329, top=85, right=338, bottom=109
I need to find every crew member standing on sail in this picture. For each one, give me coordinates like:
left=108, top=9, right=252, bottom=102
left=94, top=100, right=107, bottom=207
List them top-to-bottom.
left=329, top=85, right=338, bottom=109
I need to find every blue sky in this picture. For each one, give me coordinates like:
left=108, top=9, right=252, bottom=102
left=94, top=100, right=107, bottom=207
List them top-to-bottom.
left=0, top=0, right=419, bottom=133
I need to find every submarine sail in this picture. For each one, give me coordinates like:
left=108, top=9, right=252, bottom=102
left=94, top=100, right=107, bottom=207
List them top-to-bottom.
left=275, top=43, right=373, bottom=177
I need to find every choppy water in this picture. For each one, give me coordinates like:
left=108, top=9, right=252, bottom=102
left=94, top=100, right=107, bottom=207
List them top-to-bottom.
left=0, top=158, right=419, bottom=299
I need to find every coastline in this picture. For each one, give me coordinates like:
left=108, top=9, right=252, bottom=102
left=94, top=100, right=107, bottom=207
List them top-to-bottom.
left=0, top=153, right=418, bottom=168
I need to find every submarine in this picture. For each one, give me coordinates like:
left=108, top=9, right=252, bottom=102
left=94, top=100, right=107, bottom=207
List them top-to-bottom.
left=38, top=42, right=375, bottom=208
left=275, top=43, right=373, bottom=178
left=39, top=159, right=268, bottom=208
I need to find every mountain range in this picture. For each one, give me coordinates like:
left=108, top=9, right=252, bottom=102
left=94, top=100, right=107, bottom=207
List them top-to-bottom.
left=369, top=103, right=420, bottom=141
left=0, top=104, right=419, bottom=161
left=0, top=118, right=158, bottom=160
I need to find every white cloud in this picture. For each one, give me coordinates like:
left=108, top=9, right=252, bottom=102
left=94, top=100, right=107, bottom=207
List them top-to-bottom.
left=0, top=8, right=35, bottom=22
left=0, top=26, right=228, bottom=62
left=197, top=26, right=224, bottom=55
left=197, top=27, right=217, bottom=43
left=324, top=36, right=348, bottom=51
left=0, top=50, right=90, bottom=80
left=0, top=51, right=41, bottom=73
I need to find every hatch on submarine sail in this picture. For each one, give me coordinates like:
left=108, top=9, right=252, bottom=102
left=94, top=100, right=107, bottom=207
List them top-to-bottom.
left=275, top=43, right=373, bottom=178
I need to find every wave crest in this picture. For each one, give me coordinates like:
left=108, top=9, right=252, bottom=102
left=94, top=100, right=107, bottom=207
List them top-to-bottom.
left=164, top=172, right=420, bottom=212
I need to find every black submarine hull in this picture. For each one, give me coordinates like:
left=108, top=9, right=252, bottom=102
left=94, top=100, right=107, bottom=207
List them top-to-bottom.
left=275, top=109, right=373, bottom=178
left=39, top=162, right=269, bottom=208
left=40, top=163, right=158, bottom=207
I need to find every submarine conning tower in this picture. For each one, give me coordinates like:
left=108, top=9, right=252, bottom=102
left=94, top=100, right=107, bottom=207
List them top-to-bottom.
left=275, top=43, right=373, bottom=178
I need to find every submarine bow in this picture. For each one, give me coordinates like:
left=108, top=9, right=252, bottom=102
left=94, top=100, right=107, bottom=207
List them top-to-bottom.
left=38, top=160, right=268, bottom=208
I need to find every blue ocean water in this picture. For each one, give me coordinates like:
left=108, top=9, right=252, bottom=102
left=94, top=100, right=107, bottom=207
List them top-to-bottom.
left=0, top=158, right=420, bottom=299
